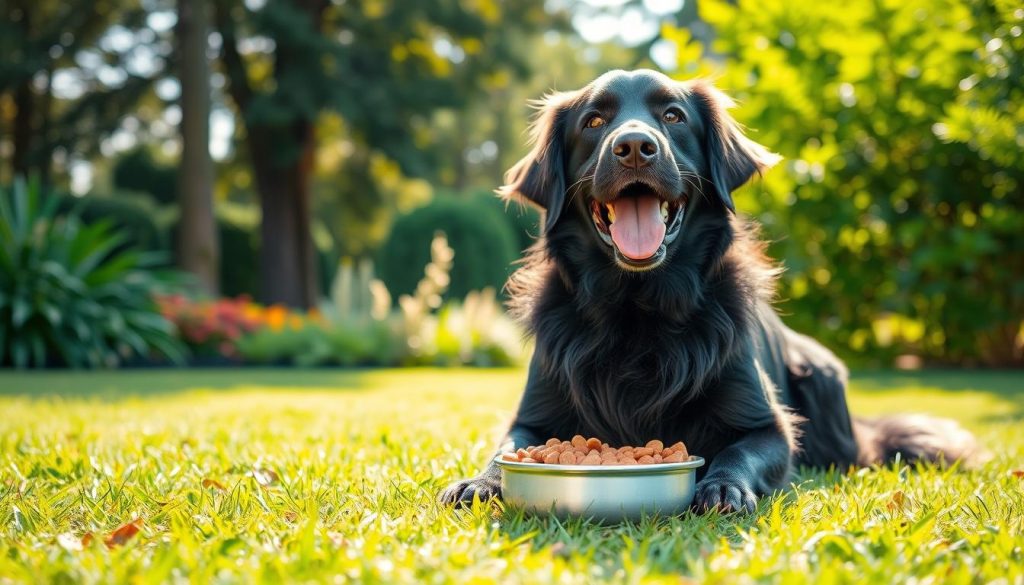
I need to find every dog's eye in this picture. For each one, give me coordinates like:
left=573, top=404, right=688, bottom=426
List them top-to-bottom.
left=663, top=108, right=685, bottom=124
left=585, top=115, right=606, bottom=129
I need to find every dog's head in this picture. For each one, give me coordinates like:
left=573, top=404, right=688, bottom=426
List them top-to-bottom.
left=500, top=69, right=779, bottom=272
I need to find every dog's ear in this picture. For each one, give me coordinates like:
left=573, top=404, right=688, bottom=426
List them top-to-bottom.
left=691, top=82, right=781, bottom=213
left=498, top=91, right=577, bottom=232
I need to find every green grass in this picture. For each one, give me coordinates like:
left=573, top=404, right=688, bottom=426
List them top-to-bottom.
left=1, top=368, right=1022, bottom=584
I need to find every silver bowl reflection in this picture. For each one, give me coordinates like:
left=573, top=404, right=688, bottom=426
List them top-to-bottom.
left=496, top=455, right=705, bottom=522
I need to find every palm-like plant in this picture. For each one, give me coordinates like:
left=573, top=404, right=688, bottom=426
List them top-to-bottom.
left=0, top=179, right=186, bottom=368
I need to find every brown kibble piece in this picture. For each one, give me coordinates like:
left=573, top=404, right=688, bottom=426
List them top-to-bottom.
left=507, top=438, right=690, bottom=467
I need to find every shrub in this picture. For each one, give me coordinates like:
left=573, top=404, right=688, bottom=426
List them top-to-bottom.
left=674, top=0, right=1024, bottom=366
left=112, top=149, right=178, bottom=206
left=0, top=180, right=185, bottom=368
left=462, top=190, right=541, bottom=256
left=54, top=191, right=168, bottom=255
left=377, top=196, right=520, bottom=303
left=156, top=295, right=264, bottom=359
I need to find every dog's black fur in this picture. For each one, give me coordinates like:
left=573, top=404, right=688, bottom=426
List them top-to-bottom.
left=439, top=70, right=984, bottom=513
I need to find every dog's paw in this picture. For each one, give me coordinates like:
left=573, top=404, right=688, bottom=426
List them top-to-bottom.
left=438, top=476, right=501, bottom=507
left=693, top=476, right=758, bottom=514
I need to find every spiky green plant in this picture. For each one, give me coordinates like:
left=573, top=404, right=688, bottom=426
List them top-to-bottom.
left=0, top=179, right=185, bottom=368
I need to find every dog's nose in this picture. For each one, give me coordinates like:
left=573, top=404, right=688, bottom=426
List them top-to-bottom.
left=611, top=131, right=659, bottom=169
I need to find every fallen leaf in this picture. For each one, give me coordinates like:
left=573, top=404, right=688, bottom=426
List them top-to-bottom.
left=252, top=467, right=279, bottom=487
left=1011, top=470, right=1024, bottom=479
left=202, top=478, right=227, bottom=491
left=886, top=490, right=908, bottom=513
left=283, top=510, right=299, bottom=523
left=105, top=520, right=142, bottom=548
left=57, top=532, right=83, bottom=552
left=81, top=533, right=94, bottom=547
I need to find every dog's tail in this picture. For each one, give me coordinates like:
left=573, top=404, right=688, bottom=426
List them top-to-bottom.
left=853, top=414, right=990, bottom=468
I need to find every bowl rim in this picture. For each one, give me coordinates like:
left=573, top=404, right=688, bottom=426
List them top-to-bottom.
left=495, top=454, right=705, bottom=476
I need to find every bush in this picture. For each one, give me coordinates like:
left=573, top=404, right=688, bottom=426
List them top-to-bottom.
left=675, top=0, right=1024, bottom=366
left=112, top=149, right=178, bottom=206
left=0, top=180, right=185, bottom=368
left=475, top=191, right=541, bottom=255
left=54, top=192, right=168, bottom=255
left=377, top=196, right=520, bottom=302
left=156, top=295, right=264, bottom=359
left=235, top=320, right=400, bottom=367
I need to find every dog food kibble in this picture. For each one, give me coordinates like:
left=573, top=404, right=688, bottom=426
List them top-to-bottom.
left=500, top=435, right=691, bottom=466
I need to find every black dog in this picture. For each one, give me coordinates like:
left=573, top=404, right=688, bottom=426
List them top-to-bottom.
left=440, top=70, right=983, bottom=513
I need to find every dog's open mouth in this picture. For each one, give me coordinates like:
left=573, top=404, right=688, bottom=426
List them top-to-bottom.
left=589, top=182, right=686, bottom=269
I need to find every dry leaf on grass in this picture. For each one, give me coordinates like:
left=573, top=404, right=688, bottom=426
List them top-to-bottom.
left=1011, top=470, right=1024, bottom=479
left=202, top=478, right=227, bottom=491
left=886, top=491, right=906, bottom=512
left=105, top=520, right=142, bottom=547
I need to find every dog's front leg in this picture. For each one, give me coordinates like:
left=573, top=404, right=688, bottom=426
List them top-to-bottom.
left=438, top=358, right=566, bottom=507
left=692, top=360, right=794, bottom=513
left=437, top=422, right=546, bottom=507
left=692, top=426, right=791, bottom=513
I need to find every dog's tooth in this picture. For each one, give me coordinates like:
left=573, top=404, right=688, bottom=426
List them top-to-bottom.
left=661, top=201, right=669, bottom=222
left=606, top=203, right=616, bottom=223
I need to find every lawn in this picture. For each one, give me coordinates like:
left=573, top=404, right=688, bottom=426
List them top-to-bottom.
left=1, top=368, right=1022, bottom=584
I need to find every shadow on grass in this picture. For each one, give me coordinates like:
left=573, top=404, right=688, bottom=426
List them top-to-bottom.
left=0, top=367, right=376, bottom=399
left=849, top=369, right=1024, bottom=423
left=490, top=486, right=798, bottom=564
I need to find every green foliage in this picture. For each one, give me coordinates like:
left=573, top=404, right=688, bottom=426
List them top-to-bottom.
left=680, top=0, right=1024, bottom=365
left=112, top=149, right=179, bottom=206
left=0, top=180, right=185, bottom=368
left=465, top=190, right=541, bottom=255
left=54, top=191, right=168, bottom=254
left=377, top=196, right=520, bottom=302
left=216, top=214, right=261, bottom=298
left=235, top=320, right=400, bottom=367
left=0, top=368, right=1021, bottom=582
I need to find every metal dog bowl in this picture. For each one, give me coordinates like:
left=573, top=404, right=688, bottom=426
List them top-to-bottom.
left=496, top=455, right=705, bottom=522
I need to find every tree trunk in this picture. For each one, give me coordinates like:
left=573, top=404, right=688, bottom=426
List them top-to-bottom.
left=176, top=0, right=219, bottom=295
left=249, top=124, right=319, bottom=308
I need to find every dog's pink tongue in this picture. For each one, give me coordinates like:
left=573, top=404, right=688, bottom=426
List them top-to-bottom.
left=609, top=195, right=665, bottom=260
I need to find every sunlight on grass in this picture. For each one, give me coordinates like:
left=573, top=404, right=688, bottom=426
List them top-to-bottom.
left=1, top=369, right=1022, bottom=583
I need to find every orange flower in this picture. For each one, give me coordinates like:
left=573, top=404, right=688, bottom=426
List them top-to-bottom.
left=265, top=305, right=288, bottom=331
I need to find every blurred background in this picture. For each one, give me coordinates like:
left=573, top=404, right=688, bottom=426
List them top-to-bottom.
left=0, top=0, right=1020, bottom=370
